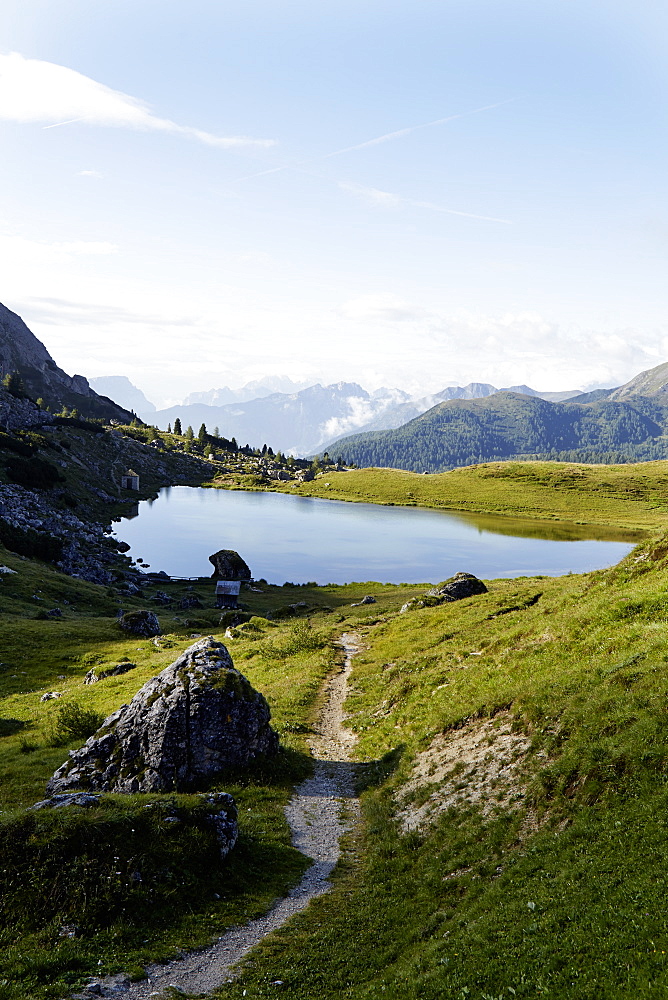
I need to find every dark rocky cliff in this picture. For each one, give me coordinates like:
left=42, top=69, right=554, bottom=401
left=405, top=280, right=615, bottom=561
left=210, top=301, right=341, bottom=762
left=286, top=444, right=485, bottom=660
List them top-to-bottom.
left=0, top=302, right=133, bottom=421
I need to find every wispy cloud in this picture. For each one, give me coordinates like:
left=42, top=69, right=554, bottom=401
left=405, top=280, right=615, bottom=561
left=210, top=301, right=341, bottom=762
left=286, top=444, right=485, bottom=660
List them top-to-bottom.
left=0, top=52, right=275, bottom=148
left=232, top=99, right=514, bottom=183
left=323, top=100, right=516, bottom=159
left=339, top=181, right=511, bottom=224
left=338, top=182, right=401, bottom=208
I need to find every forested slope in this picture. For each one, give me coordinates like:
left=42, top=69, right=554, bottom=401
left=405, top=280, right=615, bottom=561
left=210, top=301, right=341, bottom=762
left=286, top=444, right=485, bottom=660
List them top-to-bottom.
left=326, top=392, right=668, bottom=472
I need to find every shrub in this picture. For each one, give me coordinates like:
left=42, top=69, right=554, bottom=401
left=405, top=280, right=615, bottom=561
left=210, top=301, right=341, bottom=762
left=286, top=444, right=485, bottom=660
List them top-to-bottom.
left=5, top=456, right=64, bottom=489
left=0, top=521, right=63, bottom=562
left=48, top=702, right=104, bottom=747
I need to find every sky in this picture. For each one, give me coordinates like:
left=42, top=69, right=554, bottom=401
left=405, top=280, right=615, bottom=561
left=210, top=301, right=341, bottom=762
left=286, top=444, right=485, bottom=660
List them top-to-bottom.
left=0, top=1, right=667, bottom=406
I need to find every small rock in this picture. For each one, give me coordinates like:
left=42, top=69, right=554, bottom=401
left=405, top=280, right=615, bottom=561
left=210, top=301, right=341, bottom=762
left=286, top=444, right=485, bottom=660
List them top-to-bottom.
left=40, top=691, right=63, bottom=702
left=31, top=792, right=101, bottom=810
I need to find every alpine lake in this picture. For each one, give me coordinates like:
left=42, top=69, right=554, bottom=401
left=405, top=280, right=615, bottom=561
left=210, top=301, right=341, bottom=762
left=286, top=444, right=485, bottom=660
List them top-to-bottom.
left=113, top=486, right=639, bottom=585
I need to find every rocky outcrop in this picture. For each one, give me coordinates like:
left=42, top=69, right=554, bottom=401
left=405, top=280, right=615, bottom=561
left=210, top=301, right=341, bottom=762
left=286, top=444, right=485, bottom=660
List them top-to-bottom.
left=0, top=302, right=133, bottom=421
left=0, top=387, right=53, bottom=432
left=0, top=483, right=125, bottom=584
left=209, top=549, right=252, bottom=581
left=401, top=572, right=488, bottom=613
left=428, top=572, right=488, bottom=602
left=117, top=610, right=161, bottom=637
left=46, top=637, right=279, bottom=795
left=84, top=661, right=136, bottom=685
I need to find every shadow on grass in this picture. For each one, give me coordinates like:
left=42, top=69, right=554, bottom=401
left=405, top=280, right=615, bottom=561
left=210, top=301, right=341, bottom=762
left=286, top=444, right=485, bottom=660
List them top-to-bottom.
left=0, top=717, right=28, bottom=737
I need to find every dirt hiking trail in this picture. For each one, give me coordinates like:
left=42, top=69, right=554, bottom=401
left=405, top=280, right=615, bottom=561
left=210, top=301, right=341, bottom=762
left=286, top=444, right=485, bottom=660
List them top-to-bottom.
left=96, top=632, right=362, bottom=999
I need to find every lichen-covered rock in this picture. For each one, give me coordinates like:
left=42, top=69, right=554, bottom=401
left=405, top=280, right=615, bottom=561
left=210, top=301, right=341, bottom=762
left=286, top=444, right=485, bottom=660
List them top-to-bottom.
left=209, top=549, right=252, bottom=581
left=401, top=572, right=488, bottom=613
left=428, top=572, right=488, bottom=602
left=117, top=609, right=161, bottom=637
left=46, top=637, right=279, bottom=795
left=84, top=661, right=136, bottom=685
left=201, top=791, right=239, bottom=858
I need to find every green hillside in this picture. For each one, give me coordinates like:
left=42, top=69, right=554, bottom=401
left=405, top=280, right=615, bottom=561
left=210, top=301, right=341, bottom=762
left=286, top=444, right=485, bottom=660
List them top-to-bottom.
left=325, top=392, right=668, bottom=472
left=5, top=407, right=668, bottom=996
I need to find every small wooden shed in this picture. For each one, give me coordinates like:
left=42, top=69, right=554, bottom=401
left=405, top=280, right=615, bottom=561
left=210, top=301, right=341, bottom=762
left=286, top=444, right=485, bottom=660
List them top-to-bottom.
left=121, top=469, right=140, bottom=490
left=215, top=580, right=242, bottom=609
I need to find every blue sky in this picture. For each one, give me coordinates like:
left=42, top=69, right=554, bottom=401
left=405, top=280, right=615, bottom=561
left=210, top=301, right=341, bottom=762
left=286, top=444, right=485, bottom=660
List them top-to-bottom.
left=0, top=1, right=666, bottom=405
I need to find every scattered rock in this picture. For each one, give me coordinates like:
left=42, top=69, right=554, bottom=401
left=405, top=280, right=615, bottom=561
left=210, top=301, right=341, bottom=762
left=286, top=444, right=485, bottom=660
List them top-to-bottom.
left=209, top=549, right=252, bottom=581
left=0, top=565, right=17, bottom=574
left=150, top=590, right=172, bottom=605
left=178, top=595, right=203, bottom=610
left=351, top=595, right=376, bottom=607
left=45, top=607, right=63, bottom=618
left=117, top=610, right=161, bottom=637
left=46, top=637, right=279, bottom=795
left=84, top=662, right=136, bottom=685
left=40, top=691, right=63, bottom=702
left=394, top=714, right=530, bottom=833
left=30, top=792, right=101, bottom=810
left=202, top=792, right=239, bottom=858
left=58, top=923, right=80, bottom=939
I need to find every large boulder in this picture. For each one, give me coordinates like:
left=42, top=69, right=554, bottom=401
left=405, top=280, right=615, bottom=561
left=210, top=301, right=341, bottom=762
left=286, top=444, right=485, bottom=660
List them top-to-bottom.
left=209, top=549, right=252, bottom=581
left=401, top=572, right=488, bottom=614
left=428, top=572, right=488, bottom=602
left=118, top=610, right=161, bottom=637
left=46, top=637, right=279, bottom=795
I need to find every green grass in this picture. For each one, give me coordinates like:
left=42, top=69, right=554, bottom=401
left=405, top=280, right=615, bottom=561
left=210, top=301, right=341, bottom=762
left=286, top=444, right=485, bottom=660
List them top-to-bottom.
left=8, top=456, right=668, bottom=998
left=252, top=459, right=668, bottom=532
left=206, top=533, right=668, bottom=999
left=0, top=543, right=430, bottom=998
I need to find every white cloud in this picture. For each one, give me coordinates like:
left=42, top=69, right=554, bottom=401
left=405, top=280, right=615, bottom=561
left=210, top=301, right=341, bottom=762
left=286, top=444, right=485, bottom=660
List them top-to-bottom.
left=0, top=52, right=275, bottom=148
left=78, top=169, right=103, bottom=178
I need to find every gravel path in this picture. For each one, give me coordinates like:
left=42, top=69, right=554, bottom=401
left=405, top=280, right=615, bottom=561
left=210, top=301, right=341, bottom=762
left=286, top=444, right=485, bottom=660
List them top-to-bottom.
left=89, top=633, right=362, bottom=1000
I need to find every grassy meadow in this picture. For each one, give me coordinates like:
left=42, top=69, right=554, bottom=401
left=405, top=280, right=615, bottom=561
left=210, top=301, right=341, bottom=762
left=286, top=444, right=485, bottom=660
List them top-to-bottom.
left=3, top=458, right=668, bottom=996
left=261, top=459, right=668, bottom=531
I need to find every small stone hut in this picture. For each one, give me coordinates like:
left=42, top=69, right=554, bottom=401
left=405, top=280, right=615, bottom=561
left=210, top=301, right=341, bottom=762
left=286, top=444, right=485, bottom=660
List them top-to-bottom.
left=121, top=469, right=140, bottom=490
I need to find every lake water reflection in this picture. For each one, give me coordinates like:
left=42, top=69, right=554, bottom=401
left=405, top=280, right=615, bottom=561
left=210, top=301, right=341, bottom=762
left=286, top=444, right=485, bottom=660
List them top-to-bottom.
left=114, top=487, right=639, bottom=584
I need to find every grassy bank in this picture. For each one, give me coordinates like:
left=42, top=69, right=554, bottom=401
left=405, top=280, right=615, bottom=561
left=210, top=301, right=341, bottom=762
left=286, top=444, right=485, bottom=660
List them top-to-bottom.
left=5, top=456, right=668, bottom=997
left=235, top=459, right=668, bottom=531
left=210, top=532, right=668, bottom=999
left=0, top=548, right=425, bottom=998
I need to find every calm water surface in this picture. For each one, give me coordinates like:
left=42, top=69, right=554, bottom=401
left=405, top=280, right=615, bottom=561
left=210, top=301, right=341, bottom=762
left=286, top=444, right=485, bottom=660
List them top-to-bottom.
left=114, top=487, right=638, bottom=584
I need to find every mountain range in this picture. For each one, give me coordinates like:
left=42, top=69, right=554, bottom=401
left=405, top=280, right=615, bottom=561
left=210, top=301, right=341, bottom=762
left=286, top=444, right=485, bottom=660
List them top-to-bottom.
left=9, top=299, right=668, bottom=473
left=323, top=362, right=668, bottom=472
left=87, top=373, right=584, bottom=457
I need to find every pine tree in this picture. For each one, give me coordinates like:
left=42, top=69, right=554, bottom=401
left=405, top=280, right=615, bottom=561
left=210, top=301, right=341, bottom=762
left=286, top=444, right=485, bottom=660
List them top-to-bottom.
left=2, top=372, right=25, bottom=398
left=173, top=417, right=182, bottom=435
left=197, top=423, right=208, bottom=446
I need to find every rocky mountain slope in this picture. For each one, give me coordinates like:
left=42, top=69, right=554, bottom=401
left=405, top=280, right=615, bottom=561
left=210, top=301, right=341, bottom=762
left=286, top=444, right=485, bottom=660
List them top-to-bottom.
left=0, top=303, right=133, bottom=422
